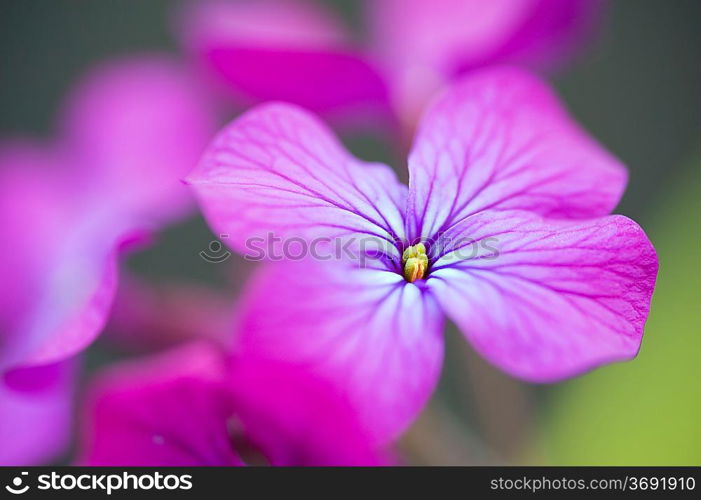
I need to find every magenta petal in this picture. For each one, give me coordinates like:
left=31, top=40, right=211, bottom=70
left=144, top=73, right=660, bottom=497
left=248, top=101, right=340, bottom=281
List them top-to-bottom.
left=181, top=0, right=391, bottom=124
left=181, top=0, right=349, bottom=48
left=367, top=0, right=603, bottom=121
left=368, top=0, right=534, bottom=120
left=369, top=0, right=534, bottom=73
left=369, top=0, right=603, bottom=73
left=460, top=0, right=606, bottom=72
left=207, top=48, right=391, bottom=125
left=60, top=56, right=215, bottom=221
left=1, top=57, right=214, bottom=371
left=408, top=67, right=627, bottom=240
left=187, top=103, right=407, bottom=258
left=0, top=148, right=67, bottom=337
left=0, top=150, right=123, bottom=370
left=0, top=151, right=129, bottom=369
left=427, top=210, right=658, bottom=382
left=17, top=242, right=121, bottom=367
left=236, top=259, right=445, bottom=443
left=80, top=342, right=387, bottom=466
left=80, top=343, right=241, bottom=466
left=228, top=357, right=388, bottom=465
left=0, top=361, right=75, bottom=465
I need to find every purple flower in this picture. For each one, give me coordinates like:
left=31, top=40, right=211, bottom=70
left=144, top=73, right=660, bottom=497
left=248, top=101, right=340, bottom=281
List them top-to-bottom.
left=179, top=0, right=603, bottom=130
left=0, top=56, right=213, bottom=373
left=0, top=57, right=214, bottom=463
left=187, top=67, right=658, bottom=443
left=78, top=342, right=387, bottom=466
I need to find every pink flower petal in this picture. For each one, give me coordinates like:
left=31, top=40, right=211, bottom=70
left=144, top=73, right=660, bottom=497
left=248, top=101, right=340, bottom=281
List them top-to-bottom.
left=180, top=0, right=392, bottom=125
left=181, top=0, right=350, bottom=53
left=367, top=0, right=603, bottom=121
left=368, top=0, right=534, bottom=120
left=369, top=0, right=534, bottom=73
left=457, top=0, right=606, bottom=72
left=1, top=56, right=215, bottom=371
left=60, top=56, right=215, bottom=222
left=408, top=67, right=627, bottom=240
left=187, top=103, right=407, bottom=259
left=0, top=147, right=68, bottom=337
left=0, top=148, right=146, bottom=369
left=0, top=149, right=124, bottom=370
left=427, top=210, right=658, bottom=382
left=17, top=239, right=121, bottom=367
left=236, top=258, right=445, bottom=443
left=80, top=342, right=387, bottom=465
left=79, top=343, right=241, bottom=466
left=228, top=356, right=389, bottom=465
left=0, top=361, right=75, bottom=465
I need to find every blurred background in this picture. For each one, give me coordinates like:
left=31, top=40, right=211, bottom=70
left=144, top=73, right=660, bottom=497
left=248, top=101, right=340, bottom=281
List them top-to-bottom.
left=1, top=0, right=699, bottom=465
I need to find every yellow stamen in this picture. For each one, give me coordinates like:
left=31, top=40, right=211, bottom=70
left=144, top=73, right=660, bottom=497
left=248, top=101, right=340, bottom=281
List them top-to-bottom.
left=402, top=243, right=428, bottom=282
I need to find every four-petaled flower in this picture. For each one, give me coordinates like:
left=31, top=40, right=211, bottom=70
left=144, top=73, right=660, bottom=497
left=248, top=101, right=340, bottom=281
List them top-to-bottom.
left=188, top=67, right=658, bottom=443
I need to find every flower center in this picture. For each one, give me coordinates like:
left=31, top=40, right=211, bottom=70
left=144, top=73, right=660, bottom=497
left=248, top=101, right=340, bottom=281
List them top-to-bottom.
left=402, top=242, right=428, bottom=283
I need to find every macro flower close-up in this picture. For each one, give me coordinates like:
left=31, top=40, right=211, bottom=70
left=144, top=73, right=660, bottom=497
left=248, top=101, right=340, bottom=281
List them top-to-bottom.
left=1, top=0, right=699, bottom=481
left=187, top=67, right=658, bottom=442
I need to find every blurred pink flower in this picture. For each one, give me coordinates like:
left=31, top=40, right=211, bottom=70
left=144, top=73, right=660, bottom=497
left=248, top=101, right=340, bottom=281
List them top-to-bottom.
left=180, top=0, right=603, bottom=132
left=0, top=56, right=214, bottom=463
left=0, top=56, right=213, bottom=373
left=187, top=67, right=658, bottom=443
left=79, top=342, right=388, bottom=466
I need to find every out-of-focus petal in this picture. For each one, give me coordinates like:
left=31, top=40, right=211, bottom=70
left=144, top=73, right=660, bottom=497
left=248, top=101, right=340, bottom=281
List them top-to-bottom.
left=180, top=0, right=392, bottom=125
left=182, top=0, right=350, bottom=55
left=367, top=0, right=604, bottom=121
left=368, top=0, right=533, bottom=120
left=368, top=0, right=534, bottom=74
left=457, top=0, right=606, bottom=72
left=1, top=56, right=215, bottom=370
left=60, top=56, right=215, bottom=222
left=407, top=67, right=627, bottom=240
left=187, top=103, right=407, bottom=260
left=0, top=146, right=68, bottom=336
left=0, top=148, right=126, bottom=370
left=427, top=210, right=658, bottom=382
left=16, top=234, right=122, bottom=367
left=236, top=258, right=444, bottom=443
left=80, top=342, right=388, bottom=466
left=79, top=343, right=241, bottom=466
left=228, top=356, right=389, bottom=465
left=0, top=361, right=75, bottom=465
